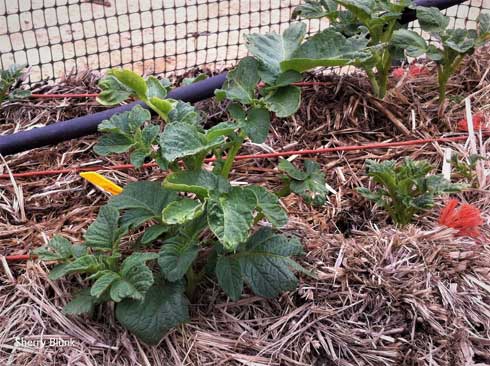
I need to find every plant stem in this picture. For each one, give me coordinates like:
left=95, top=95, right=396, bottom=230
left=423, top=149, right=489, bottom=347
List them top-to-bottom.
left=377, top=51, right=392, bottom=99
left=438, top=66, right=449, bottom=106
left=366, top=70, right=381, bottom=98
left=221, top=134, right=244, bottom=178
left=275, top=184, right=291, bottom=198
left=185, top=266, right=204, bottom=299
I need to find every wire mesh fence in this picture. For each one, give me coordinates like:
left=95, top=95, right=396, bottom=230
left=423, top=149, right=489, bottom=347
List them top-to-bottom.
left=1, top=0, right=489, bottom=84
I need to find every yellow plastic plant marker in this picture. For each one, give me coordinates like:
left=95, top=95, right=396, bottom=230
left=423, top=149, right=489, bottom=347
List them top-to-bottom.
left=80, top=172, right=123, bottom=195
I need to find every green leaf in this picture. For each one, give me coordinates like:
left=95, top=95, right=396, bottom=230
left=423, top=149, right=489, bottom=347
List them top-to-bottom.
left=292, top=0, right=336, bottom=19
left=335, top=0, right=375, bottom=22
left=416, top=6, right=449, bottom=33
left=479, top=13, right=490, bottom=35
left=246, top=23, right=307, bottom=82
left=281, top=29, right=371, bottom=72
left=392, top=29, right=428, bottom=57
left=444, top=29, right=477, bottom=54
left=426, top=44, right=444, bottom=61
left=217, top=57, right=260, bottom=104
left=109, top=69, right=148, bottom=101
left=263, top=70, right=303, bottom=92
left=96, top=75, right=133, bottom=105
left=146, top=76, right=168, bottom=99
left=264, top=85, right=301, bottom=118
left=149, top=97, right=175, bottom=118
left=168, top=100, right=201, bottom=125
left=128, top=105, right=152, bottom=131
left=94, top=106, right=152, bottom=157
left=240, top=107, right=270, bottom=143
left=97, top=113, right=128, bottom=134
left=206, top=122, right=237, bottom=141
left=141, top=123, right=160, bottom=144
left=160, top=123, right=223, bottom=163
left=93, top=134, right=134, bottom=156
left=129, top=150, right=147, bottom=168
left=278, top=159, right=308, bottom=180
left=281, top=160, right=328, bottom=206
left=164, top=169, right=231, bottom=197
left=424, top=175, right=466, bottom=193
left=109, top=181, right=178, bottom=227
left=247, top=186, right=288, bottom=227
left=207, top=187, right=257, bottom=250
left=162, top=199, right=204, bottom=225
left=84, top=206, right=124, bottom=250
left=140, top=224, right=169, bottom=244
left=217, top=228, right=304, bottom=299
left=238, top=229, right=302, bottom=298
left=34, top=235, right=73, bottom=261
left=158, top=238, right=199, bottom=281
left=121, top=252, right=159, bottom=270
left=110, top=254, right=156, bottom=302
left=48, top=255, right=101, bottom=280
left=215, top=256, right=243, bottom=300
left=91, top=271, right=120, bottom=298
left=115, top=281, right=189, bottom=345
left=63, top=289, right=97, bottom=315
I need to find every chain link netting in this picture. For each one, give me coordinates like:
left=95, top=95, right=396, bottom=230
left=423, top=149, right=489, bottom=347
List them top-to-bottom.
left=1, top=0, right=488, bottom=83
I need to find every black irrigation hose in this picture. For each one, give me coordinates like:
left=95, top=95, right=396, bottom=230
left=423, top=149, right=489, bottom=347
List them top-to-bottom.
left=0, top=0, right=468, bottom=156
left=401, top=0, right=467, bottom=23
left=0, top=73, right=228, bottom=156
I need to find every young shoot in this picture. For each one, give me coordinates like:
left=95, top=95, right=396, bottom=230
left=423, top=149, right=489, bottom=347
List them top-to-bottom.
left=0, top=64, right=31, bottom=105
left=357, top=158, right=464, bottom=226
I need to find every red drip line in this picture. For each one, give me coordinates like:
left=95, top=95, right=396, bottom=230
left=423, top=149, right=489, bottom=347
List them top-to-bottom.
left=30, top=93, right=100, bottom=99
left=3, top=133, right=488, bottom=262
left=1, top=134, right=483, bottom=180
left=4, top=254, right=33, bottom=262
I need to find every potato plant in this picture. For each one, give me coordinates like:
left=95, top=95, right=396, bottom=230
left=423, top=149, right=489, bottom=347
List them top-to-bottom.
left=284, top=0, right=413, bottom=98
left=392, top=9, right=490, bottom=103
left=34, top=68, right=324, bottom=345
left=357, top=158, right=464, bottom=226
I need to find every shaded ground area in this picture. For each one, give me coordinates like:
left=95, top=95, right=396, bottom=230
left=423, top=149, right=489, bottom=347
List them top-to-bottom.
left=0, top=50, right=490, bottom=365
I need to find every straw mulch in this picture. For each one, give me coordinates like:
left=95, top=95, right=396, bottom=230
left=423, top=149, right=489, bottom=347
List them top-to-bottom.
left=1, top=48, right=489, bottom=366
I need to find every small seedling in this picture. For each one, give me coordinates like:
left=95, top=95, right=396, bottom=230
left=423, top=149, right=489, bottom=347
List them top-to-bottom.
left=0, top=64, right=31, bottom=105
left=451, top=154, right=487, bottom=184
left=357, top=158, right=464, bottom=226
left=278, top=159, right=329, bottom=206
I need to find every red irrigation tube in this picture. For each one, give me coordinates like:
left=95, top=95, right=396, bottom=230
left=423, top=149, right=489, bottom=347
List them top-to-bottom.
left=27, top=82, right=335, bottom=99
left=3, top=132, right=488, bottom=262
left=0, top=133, right=486, bottom=180
left=3, top=254, right=33, bottom=262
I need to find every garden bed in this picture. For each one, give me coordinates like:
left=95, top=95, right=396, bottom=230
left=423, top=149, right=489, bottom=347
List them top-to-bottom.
left=1, top=49, right=489, bottom=365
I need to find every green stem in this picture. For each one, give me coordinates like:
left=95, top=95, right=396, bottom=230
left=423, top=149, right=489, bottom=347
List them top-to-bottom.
left=377, top=51, right=392, bottom=99
left=438, top=55, right=464, bottom=105
left=438, top=65, right=450, bottom=105
left=366, top=69, right=381, bottom=98
left=221, top=134, right=244, bottom=178
left=275, top=184, right=291, bottom=198
left=185, top=266, right=205, bottom=298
